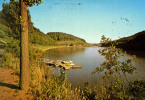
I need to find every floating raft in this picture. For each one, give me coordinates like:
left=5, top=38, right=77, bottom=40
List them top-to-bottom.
left=41, top=58, right=82, bottom=70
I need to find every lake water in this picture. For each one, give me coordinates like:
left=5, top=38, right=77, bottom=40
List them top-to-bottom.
left=43, top=47, right=145, bottom=87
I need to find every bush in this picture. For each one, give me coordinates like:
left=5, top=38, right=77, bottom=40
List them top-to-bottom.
left=90, top=35, right=145, bottom=99
left=30, top=62, right=86, bottom=100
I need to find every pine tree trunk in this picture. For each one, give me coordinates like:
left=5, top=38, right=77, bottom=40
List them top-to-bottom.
left=20, top=0, right=29, bottom=90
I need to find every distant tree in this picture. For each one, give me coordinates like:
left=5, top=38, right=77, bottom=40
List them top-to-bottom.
left=47, top=32, right=86, bottom=43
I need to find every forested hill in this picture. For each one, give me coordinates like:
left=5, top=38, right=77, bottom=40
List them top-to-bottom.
left=0, top=1, right=57, bottom=57
left=0, top=1, right=56, bottom=46
left=100, top=31, right=145, bottom=51
left=116, top=31, right=145, bottom=51
left=47, top=32, right=88, bottom=46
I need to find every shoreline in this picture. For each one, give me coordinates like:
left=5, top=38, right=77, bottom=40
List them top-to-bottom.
left=30, top=44, right=64, bottom=51
left=31, top=44, right=90, bottom=52
left=42, top=46, right=65, bottom=51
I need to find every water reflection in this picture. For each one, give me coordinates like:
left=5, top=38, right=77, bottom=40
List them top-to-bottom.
left=44, top=47, right=85, bottom=60
left=125, top=49, right=145, bottom=58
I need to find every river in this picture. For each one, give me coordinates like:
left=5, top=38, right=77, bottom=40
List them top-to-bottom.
left=43, top=47, right=145, bottom=87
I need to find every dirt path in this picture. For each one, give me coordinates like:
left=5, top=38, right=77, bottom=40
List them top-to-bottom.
left=0, top=67, right=33, bottom=100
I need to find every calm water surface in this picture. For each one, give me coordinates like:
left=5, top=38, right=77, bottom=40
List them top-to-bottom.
left=43, top=47, right=145, bottom=87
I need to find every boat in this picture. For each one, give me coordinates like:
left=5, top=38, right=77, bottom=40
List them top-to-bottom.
left=62, top=61, right=74, bottom=65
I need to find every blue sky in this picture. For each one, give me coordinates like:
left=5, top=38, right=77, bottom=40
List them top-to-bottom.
left=1, top=0, right=145, bottom=43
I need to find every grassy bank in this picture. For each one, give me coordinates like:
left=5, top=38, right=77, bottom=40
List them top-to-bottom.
left=30, top=44, right=64, bottom=51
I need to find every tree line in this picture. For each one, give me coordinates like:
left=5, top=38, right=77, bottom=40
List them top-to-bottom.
left=100, top=31, right=145, bottom=51
left=47, top=32, right=86, bottom=42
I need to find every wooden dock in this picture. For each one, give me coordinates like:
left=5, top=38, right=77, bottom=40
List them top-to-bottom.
left=41, top=58, right=82, bottom=70
left=72, top=65, right=82, bottom=69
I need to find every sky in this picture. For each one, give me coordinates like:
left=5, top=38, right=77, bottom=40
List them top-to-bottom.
left=0, top=0, right=145, bottom=43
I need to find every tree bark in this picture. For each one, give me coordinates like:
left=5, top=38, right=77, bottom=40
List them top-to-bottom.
left=20, top=0, right=29, bottom=90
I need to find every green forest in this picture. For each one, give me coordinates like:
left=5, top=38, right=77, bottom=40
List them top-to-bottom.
left=0, top=1, right=55, bottom=56
left=100, top=31, right=145, bottom=51
left=116, top=31, right=145, bottom=50
left=47, top=32, right=88, bottom=46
